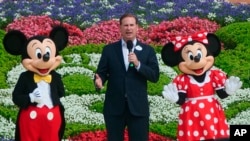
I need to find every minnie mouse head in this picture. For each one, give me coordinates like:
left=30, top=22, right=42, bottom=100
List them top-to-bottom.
left=3, top=26, right=68, bottom=76
left=161, top=31, right=221, bottom=76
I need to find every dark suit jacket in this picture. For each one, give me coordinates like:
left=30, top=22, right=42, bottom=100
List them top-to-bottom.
left=96, top=40, right=159, bottom=116
left=12, top=70, right=65, bottom=141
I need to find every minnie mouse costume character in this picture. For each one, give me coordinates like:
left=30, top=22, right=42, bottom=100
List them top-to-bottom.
left=3, top=26, right=68, bottom=141
left=161, top=31, right=242, bottom=141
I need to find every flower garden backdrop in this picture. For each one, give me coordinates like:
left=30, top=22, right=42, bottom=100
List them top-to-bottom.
left=0, top=0, right=250, bottom=140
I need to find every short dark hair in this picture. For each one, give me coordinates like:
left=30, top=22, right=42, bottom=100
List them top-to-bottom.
left=119, top=13, right=138, bottom=25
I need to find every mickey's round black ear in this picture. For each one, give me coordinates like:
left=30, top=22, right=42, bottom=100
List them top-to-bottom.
left=49, top=26, right=69, bottom=51
left=3, top=30, right=27, bottom=55
left=207, top=33, right=221, bottom=57
left=161, top=42, right=180, bottom=67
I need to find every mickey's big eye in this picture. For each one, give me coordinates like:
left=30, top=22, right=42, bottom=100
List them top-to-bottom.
left=45, top=46, right=51, bottom=56
left=35, top=48, right=42, bottom=59
left=188, top=52, right=194, bottom=60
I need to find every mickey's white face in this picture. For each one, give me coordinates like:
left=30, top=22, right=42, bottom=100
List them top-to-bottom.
left=22, top=38, right=62, bottom=76
left=178, top=42, right=214, bottom=76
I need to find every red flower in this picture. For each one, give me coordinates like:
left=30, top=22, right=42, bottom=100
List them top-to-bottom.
left=68, top=129, right=174, bottom=141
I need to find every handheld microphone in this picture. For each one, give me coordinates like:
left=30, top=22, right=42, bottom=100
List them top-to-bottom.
left=126, top=40, right=134, bottom=67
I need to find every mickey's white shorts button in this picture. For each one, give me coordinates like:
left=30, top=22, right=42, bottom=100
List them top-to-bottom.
left=30, top=110, right=37, bottom=119
left=47, top=112, right=54, bottom=120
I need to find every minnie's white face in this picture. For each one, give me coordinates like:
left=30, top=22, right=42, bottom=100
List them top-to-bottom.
left=22, top=38, right=62, bottom=76
left=178, top=42, right=214, bottom=76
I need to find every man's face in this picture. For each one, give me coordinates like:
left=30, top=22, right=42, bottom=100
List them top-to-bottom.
left=120, top=17, right=138, bottom=42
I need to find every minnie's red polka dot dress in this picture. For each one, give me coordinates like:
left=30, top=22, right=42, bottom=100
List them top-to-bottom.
left=173, top=69, right=229, bottom=141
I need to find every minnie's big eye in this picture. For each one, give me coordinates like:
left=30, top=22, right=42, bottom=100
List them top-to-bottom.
left=45, top=46, right=51, bottom=56
left=35, top=48, right=42, bottom=59
left=197, top=50, right=202, bottom=58
left=188, top=52, right=194, bottom=60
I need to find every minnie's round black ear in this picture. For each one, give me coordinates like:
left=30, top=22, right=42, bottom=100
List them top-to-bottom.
left=49, top=26, right=69, bottom=51
left=3, top=30, right=27, bottom=55
left=206, top=33, right=221, bottom=57
left=161, top=42, right=180, bottom=67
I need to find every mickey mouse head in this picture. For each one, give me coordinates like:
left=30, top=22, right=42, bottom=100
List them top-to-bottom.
left=3, top=26, right=68, bottom=76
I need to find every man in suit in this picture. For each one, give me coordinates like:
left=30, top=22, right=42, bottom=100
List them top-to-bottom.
left=94, top=13, right=160, bottom=141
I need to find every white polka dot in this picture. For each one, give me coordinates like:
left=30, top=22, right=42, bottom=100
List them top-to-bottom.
left=176, top=36, right=181, bottom=41
left=188, top=37, right=192, bottom=42
left=176, top=43, right=182, bottom=48
left=181, top=77, right=185, bottom=82
left=212, top=82, right=216, bottom=87
left=178, top=84, right=182, bottom=89
left=184, top=85, right=188, bottom=90
left=208, top=98, right=213, bottom=102
left=191, top=100, right=197, bottom=104
left=199, top=103, right=205, bottom=108
left=185, top=106, right=190, bottom=112
left=210, top=107, right=214, bottom=113
left=180, top=108, right=184, bottom=114
left=30, top=110, right=37, bottom=119
left=194, top=111, right=199, bottom=117
left=47, top=112, right=54, bottom=120
left=205, top=114, right=211, bottom=120
left=214, top=117, right=218, bottom=123
left=179, top=119, right=183, bottom=125
left=188, top=120, right=193, bottom=126
left=200, top=120, right=204, bottom=126
left=210, top=125, right=214, bottom=130
left=214, top=129, right=218, bottom=135
left=226, top=129, right=230, bottom=135
left=179, top=130, right=184, bottom=136
left=193, top=130, right=199, bottom=137
left=203, top=130, right=208, bottom=136
left=220, top=130, right=225, bottom=135
left=187, top=131, right=191, bottom=136
left=200, top=137, right=205, bottom=140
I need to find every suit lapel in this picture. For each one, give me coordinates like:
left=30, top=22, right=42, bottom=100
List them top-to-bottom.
left=114, top=40, right=127, bottom=71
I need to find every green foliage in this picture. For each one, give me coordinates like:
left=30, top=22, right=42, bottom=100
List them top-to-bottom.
left=215, top=22, right=250, bottom=88
left=216, top=22, right=250, bottom=49
left=63, top=74, right=96, bottom=96
left=148, top=74, right=172, bottom=95
left=89, top=101, right=103, bottom=113
left=225, top=101, right=250, bottom=119
left=0, top=105, right=18, bottom=121
left=150, top=122, right=177, bottom=139
left=65, top=123, right=105, bottom=138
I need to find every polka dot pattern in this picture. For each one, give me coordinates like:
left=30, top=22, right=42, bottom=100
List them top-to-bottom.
left=174, top=69, right=229, bottom=141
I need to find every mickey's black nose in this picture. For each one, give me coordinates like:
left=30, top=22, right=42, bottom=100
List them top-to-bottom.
left=43, top=53, right=50, bottom=62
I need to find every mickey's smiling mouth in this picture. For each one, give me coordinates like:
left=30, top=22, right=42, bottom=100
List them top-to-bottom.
left=193, top=68, right=203, bottom=74
left=38, top=69, right=49, bottom=74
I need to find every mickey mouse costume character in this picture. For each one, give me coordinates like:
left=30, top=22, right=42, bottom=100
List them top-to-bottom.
left=3, top=26, right=68, bottom=141
left=161, top=31, right=242, bottom=141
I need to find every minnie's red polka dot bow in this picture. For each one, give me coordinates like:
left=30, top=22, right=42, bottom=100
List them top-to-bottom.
left=170, top=31, right=209, bottom=52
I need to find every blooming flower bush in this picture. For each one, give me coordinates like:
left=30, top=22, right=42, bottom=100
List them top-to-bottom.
left=5, top=15, right=220, bottom=46
left=68, top=129, right=173, bottom=141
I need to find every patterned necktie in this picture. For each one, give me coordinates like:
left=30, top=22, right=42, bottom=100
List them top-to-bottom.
left=34, top=74, right=52, bottom=83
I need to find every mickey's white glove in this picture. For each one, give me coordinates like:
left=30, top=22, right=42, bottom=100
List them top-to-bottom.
left=225, top=76, right=242, bottom=95
left=162, top=83, right=179, bottom=103
left=29, top=88, right=42, bottom=103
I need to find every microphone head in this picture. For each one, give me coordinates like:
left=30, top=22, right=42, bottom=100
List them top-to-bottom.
left=126, top=40, right=133, bottom=51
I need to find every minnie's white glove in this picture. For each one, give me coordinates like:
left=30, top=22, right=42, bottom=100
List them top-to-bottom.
left=225, top=76, right=242, bottom=95
left=162, top=83, right=179, bottom=103
left=29, top=88, right=42, bottom=103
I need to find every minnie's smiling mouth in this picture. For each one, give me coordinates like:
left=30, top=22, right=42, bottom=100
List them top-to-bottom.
left=193, top=68, right=203, bottom=74
left=38, top=69, right=49, bottom=74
